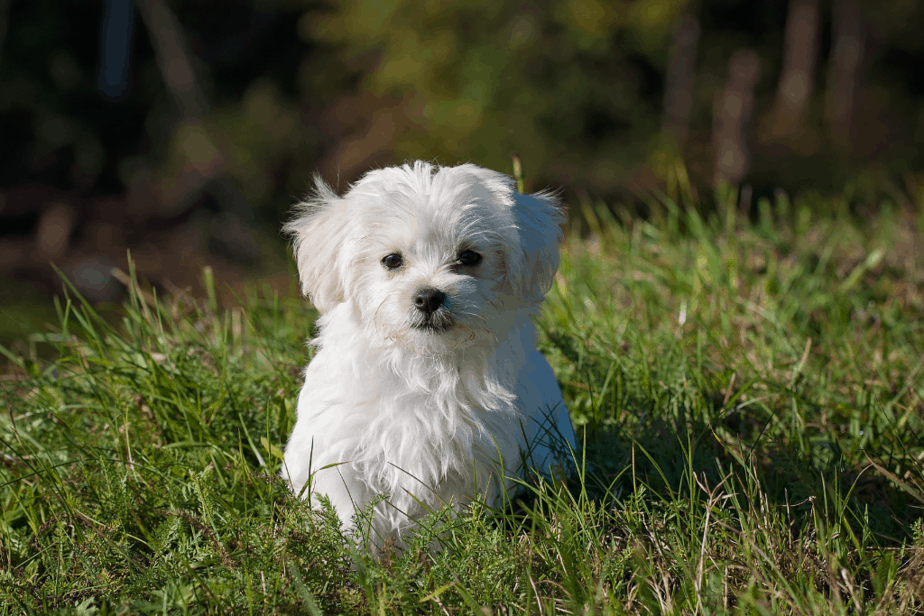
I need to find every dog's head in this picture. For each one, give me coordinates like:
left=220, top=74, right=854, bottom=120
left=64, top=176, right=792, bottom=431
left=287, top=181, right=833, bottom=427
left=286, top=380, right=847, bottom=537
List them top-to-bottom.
left=284, top=161, right=563, bottom=352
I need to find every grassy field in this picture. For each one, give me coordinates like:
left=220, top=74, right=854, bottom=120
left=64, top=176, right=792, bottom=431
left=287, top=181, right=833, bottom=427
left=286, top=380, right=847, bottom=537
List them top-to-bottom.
left=1, top=183, right=923, bottom=614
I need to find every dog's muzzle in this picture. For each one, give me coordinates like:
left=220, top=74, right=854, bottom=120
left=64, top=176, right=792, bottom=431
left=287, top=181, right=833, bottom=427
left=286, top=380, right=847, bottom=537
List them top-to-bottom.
left=412, top=286, right=453, bottom=332
left=413, top=287, right=446, bottom=315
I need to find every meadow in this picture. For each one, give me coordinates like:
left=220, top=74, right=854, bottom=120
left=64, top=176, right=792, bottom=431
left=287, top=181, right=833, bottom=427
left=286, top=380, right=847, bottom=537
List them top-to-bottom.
left=1, top=181, right=923, bottom=614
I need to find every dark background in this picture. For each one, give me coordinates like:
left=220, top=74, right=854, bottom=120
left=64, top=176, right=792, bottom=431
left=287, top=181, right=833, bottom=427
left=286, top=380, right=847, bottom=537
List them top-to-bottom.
left=1, top=0, right=923, bottom=342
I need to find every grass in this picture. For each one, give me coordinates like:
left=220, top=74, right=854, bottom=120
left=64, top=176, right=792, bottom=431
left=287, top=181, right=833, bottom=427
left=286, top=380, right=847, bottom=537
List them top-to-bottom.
left=1, top=181, right=924, bottom=614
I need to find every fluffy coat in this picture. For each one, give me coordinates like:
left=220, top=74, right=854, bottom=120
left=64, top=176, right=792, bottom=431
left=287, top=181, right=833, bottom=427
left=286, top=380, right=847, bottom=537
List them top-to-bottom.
left=281, top=161, right=575, bottom=549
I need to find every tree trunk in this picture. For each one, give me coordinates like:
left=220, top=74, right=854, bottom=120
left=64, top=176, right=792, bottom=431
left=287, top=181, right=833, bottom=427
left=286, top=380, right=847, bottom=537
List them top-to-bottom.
left=768, top=0, right=820, bottom=139
left=824, top=0, right=865, bottom=154
left=662, top=14, right=701, bottom=146
left=713, top=50, right=761, bottom=186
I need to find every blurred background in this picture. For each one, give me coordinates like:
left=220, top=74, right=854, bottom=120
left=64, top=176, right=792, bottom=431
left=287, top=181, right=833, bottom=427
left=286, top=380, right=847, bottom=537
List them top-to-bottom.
left=1, top=0, right=923, bottom=344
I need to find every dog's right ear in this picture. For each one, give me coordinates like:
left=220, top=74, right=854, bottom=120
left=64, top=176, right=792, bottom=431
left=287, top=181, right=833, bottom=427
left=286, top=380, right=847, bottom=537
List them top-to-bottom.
left=283, top=175, right=352, bottom=313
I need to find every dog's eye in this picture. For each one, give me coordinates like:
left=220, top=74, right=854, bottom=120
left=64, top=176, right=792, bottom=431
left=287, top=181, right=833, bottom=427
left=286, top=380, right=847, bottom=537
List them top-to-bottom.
left=457, top=250, right=482, bottom=266
left=381, top=253, right=403, bottom=270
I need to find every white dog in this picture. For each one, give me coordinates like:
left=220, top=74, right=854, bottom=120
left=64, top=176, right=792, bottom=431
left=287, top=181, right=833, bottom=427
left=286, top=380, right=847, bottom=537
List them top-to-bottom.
left=280, top=161, right=575, bottom=550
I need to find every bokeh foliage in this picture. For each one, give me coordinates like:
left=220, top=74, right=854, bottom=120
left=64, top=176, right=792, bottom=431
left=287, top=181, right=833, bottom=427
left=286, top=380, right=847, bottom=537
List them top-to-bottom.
left=2, top=0, right=924, bottom=220
left=304, top=0, right=687, bottom=187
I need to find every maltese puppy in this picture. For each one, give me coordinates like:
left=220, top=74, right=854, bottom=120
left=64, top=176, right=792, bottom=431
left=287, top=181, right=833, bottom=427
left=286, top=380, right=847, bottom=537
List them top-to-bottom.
left=281, top=161, right=575, bottom=550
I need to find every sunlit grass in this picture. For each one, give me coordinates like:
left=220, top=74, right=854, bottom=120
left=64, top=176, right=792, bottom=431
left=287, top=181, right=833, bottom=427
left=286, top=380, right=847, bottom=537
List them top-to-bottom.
left=1, top=185, right=923, bottom=614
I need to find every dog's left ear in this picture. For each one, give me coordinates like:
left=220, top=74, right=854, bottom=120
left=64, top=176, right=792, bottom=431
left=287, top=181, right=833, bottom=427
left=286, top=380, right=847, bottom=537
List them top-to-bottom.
left=508, top=190, right=564, bottom=305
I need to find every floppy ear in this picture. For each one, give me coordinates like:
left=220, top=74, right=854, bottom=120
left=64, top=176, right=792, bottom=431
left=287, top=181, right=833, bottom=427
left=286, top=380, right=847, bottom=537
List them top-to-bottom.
left=283, top=175, right=354, bottom=313
left=508, top=190, right=564, bottom=305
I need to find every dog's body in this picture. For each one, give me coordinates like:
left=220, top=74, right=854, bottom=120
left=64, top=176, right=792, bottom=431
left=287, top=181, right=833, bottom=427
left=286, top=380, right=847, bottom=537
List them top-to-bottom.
left=281, top=161, right=574, bottom=548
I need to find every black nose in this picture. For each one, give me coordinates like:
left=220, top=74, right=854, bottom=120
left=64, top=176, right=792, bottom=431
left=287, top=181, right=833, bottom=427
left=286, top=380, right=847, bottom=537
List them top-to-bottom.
left=413, top=287, right=446, bottom=315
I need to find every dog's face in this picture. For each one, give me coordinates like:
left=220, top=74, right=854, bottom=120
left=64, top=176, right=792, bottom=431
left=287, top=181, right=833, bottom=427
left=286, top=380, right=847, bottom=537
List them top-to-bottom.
left=285, top=162, right=563, bottom=354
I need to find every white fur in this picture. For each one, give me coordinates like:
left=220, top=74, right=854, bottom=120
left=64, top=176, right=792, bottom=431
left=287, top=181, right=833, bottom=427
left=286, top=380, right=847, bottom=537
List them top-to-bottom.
left=280, top=161, right=575, bottom=550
